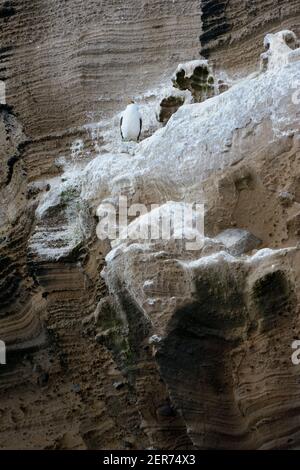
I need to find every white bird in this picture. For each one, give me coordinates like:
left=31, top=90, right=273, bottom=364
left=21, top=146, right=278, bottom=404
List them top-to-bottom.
left=120, top=101, right=142, bottom=142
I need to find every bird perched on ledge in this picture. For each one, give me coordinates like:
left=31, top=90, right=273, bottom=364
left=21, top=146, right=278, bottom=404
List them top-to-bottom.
left=120, top=100, right=142, bottom=142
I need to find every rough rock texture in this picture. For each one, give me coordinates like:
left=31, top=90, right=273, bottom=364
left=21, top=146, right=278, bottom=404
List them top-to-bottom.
left=0, top=0, right=202, bottom=450
left=0, top=0, right=202, bottom=178
left=1, top=0, right=300, bottom=451
left=200, top=0, right=300, bottom=73
left=172, top=60, right=216, bottom=102
left=214, top=229, right=261, bottom=256
left=104, top=243, right=300, bottom=449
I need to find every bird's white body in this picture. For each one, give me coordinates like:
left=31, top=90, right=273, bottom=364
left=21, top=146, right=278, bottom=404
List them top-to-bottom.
left=120, top=103, right=142, bottom=142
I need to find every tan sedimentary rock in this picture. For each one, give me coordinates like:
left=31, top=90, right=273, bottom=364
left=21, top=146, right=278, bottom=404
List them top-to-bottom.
left=0, top=0, right=202, bottom=449
left=0, top=0, right=201, bottom=177
left=1, top=0, right=300, bottom=451
left=200, top=0, right=300, bottom=73
left=92, top=31, right=300, bottom=449
left=103, top=240, right=300, bottom=449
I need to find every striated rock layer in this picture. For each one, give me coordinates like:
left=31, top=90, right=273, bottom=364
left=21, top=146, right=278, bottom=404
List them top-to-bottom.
left=0, top=0, right=202, bottom=450
left=0, top=0, right=202, bottom=178
left=1, top=0, right=300, bottom=451
left=200, top=0, right=300, bottom=73
left=88, top=32, right=300, bottom=449
left=104, top=242, right=300, bottom=449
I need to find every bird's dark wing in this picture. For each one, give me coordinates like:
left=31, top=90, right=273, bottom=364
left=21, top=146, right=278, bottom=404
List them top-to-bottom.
left=120, top=116, right=124, bottom=139
left=138, top=117, right=142, bottom=141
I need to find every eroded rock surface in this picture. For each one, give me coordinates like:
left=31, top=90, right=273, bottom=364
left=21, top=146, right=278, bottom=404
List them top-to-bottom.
left=0, top=0, right=202, bottom=450
left=1, top=0, right=300, bottom=451
left=200, top=0, right=300, bottom=73
left=91, top=31, right=300, bottom=449
left=104, top=242, right=300, bottom=449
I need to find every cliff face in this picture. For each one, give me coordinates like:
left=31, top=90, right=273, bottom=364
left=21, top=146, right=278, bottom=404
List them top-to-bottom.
left=0, top=0, right=202, bottom=450
left=0, top=0, right=201, bottom=177
left=1, top=0, right=300, bottom=450
left=201, top=0, right=300, bottom=72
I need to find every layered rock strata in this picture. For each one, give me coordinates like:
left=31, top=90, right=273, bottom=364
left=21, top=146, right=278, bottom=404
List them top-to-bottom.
left=1, top=0, right=300, bottom=451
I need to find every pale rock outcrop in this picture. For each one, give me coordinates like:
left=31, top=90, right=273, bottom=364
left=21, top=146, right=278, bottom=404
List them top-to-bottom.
left=35, top=28, right=300, bottom=263
left=261, top=30, right=300, bottom=71
left=88, top=31, right=300, bottom=449
left=172, top=60, right=216, bottom=102
left=214, top=229, right=261, bottom=256
left=103, top=236, right=300, bottom=448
